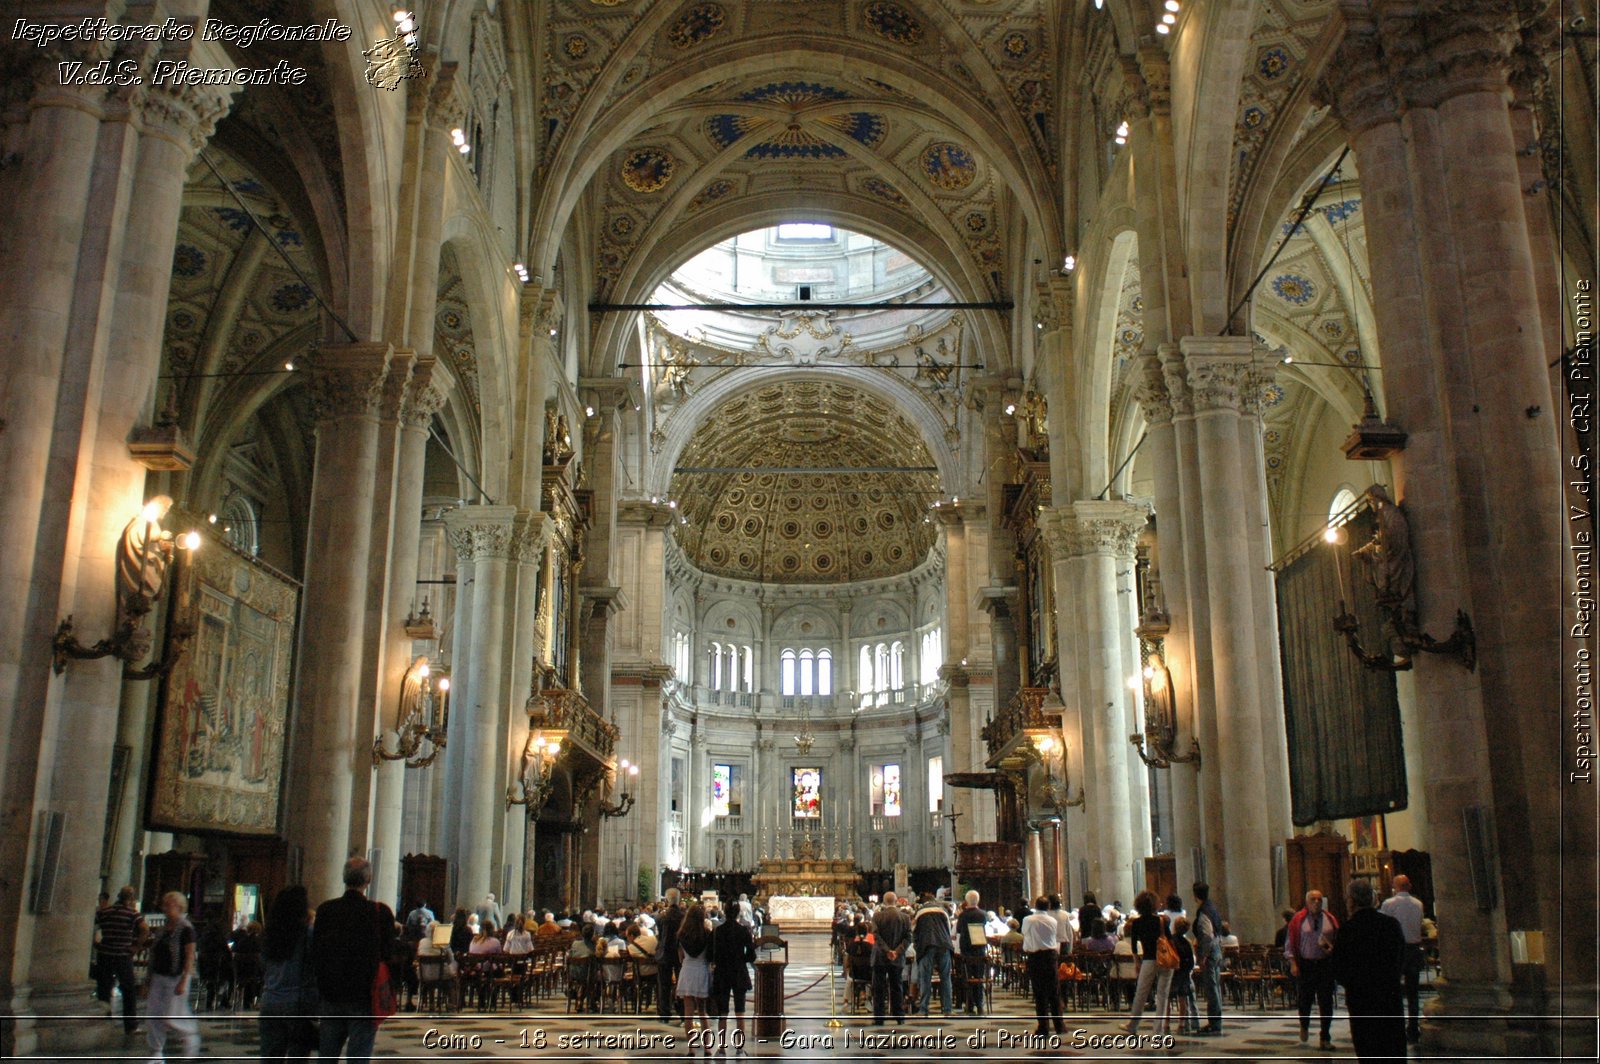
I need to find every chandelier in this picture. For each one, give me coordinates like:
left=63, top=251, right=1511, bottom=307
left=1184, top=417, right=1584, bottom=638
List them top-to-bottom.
left=794, top=702, right=816, bottom=755
left=598, top=757, right=640, bottom=818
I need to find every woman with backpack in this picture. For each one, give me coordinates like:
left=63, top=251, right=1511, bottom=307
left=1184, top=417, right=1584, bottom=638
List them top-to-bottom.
left=1123, top=890, right=1176, bottom=1037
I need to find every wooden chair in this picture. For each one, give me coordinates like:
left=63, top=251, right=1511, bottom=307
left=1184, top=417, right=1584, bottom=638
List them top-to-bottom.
left=959, top=949, right=995, bottom=1015
left=416, top=952, right=460, bottom=1013
left=565, top=955, right=599, bottom=1014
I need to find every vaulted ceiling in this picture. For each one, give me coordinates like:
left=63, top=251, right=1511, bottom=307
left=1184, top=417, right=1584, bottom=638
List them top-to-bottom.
left=533, top=0, right=1063, bottom=312
left=669, top=380, right=941, bottom=583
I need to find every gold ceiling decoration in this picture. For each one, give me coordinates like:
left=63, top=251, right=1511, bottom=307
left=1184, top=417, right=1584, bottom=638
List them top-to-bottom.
left=671, top=381, right=940, bottom=584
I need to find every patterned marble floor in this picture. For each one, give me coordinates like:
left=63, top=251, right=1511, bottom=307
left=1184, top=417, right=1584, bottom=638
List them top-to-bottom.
left=28, top=935, right=1435, bottom=1061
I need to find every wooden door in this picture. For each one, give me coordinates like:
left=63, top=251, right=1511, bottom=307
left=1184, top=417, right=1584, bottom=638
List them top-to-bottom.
left=1286, top=832, right=1352, bottom=924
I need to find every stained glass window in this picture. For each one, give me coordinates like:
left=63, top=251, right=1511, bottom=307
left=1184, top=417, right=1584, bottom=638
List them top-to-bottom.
left=712, top=763, right=731, bottom=817
left=884, top=764, right=902, bottom=817
left=793, top=767, right=821, bottom=818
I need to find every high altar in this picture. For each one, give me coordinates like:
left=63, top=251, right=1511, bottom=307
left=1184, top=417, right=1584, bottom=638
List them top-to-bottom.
left=752, top=827, right=859, bottom=930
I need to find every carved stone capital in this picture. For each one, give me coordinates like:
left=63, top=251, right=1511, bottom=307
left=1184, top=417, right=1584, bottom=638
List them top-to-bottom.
left=1322, top=0, right=1526, bottom=132
left=427, top=61, right=467, bottom=131
left=134, top=78, right=234, bottom=155
left=1035, top=277, right=1073, bottom=333
left=1179, top=337, right=1258, bottom=414
left=307, top=343, right=392, bottom=424
left=1158, top=344, right=1193, bottom=418
left=375, top=351, right=415, bottom=422
left=1132, top=354, right=1172, bottom=427
left=401, top=357, right=451, bottom=427
left=1071, top=499, right=1149, bottom=559
left=443, top=504, right=519, bottom=562
left=512, top=512, right=551, bottom=564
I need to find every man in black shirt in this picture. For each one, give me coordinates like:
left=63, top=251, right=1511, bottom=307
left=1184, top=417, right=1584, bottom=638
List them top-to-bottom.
left=312, top=857, right=394, bottom=1063
left=1331, top=879, right=1408, bottom=1061
left=655, top=888, right=685, bottom=1024
left=954, top=890, right=989, bottom=1015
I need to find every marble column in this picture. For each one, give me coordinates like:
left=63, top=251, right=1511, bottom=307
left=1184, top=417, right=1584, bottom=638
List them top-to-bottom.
left=1325, top=5, right=1587, bottom=1053
left=0, top=51, right=232, bottom=1054
left=1180, top=336, right=1280, bottom=944
left=292, top=344, right=393, bottom=902
left=1132, top=352, right=1203, bottom=889
left=353, top=353, right=414, bottom=874
left=369, top=360, right=449, bottom=910
left=1047, top=501, right=1148, bottom=905
left=443, top=505, right=517, bottom=907
left=501, top=512, right=547, bottom=915
left=436, top=530, right=476, bottom=873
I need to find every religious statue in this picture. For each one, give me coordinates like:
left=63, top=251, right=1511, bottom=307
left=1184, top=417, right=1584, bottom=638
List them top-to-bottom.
left=659, top=338, right=695, bottom=403
left=542, top=408, right=575, bottom=466
left=1352, top=485, right=1416, bottom=612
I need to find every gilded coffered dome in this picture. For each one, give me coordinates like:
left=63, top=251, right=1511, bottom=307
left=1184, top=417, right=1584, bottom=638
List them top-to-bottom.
left=671, top=380, right=940, bottom=583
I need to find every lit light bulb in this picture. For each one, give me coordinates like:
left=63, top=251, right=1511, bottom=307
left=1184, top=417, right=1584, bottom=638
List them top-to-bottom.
left=1165, top=0, right=1181, bottom=11
left=393, top=9, right=409, bottom=22
left=1162, top=12, right=1176, bottom=25
left=397, top=16, right=414, bottom=33
left=1156, top=23, right=1170, bottom=34
left=1063, top=254, right=1076, bottom=272
left=284, top=360, right=295, bottom=371
left=1005, top=403, right=1017, bottom=415
left=585, top=405, right=596, bottom=417
left=141, top=500, right=167, bottom=524
left=208, top=514, right=217, bottom=524
left=1324, top=526, right=1339, bottom=543
left=180, top=531, right=202, bottom=551
left=419, top=663, right=430, bottom=678
left=438, top=678, right=450, bottom=692
left=548, top=742, right=561, bottom=756
left=620, top=758, right=631, bottom=769
left=629, top=764, right=639, bottom=776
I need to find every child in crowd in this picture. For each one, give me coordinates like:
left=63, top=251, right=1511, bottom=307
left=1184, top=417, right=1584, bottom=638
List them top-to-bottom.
left=1169, top=917, right=1200, bottom=1036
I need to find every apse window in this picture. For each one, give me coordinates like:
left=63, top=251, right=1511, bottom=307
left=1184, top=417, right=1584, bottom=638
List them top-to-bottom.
left=776, top=222, right=833, bottom=241
left=781, top=648, right=832, bottom=696
left=927, top=755, right=943, bottom=813
left=711, top=763, right=743, bottom=817
left=870, top=763, right=902, bottom=818
left=793, top=767, right=822, bottom=818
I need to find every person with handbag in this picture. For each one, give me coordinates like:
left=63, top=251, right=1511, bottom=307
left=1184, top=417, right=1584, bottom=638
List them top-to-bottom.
left=310, top=857, right=395, bottom=1063
left=259, top=885, right=318, bottom=1060
left=146, top=891, right=199, bottom=1060
left=1123, top=891, right=1176, bottom=1037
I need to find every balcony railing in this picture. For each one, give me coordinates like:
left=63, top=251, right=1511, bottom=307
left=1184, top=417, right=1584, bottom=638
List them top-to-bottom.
left=981, top=686, right=1054, bottom=760
left=538, top=687, right=619, bottom=761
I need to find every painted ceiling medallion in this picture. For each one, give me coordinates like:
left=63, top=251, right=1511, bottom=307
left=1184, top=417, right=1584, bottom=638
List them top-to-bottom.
left=864, top=1, right=923, bottom=45
left=668, top=3, right=727, bottom=49
left=1001, top=30, right=1032, bottom=61
left=920, top=141, right=976, bottom=191
left=621, top=147, right=677, bottom=192
left=861, top=176, right=907, bottom=205
left=689, top=178, right=736, bottom=211
left=1270, top=273, right=1315, bottom=305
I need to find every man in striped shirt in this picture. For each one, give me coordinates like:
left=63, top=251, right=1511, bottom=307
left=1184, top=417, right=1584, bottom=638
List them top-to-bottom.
left=95, top=886, right=147, bottom=1033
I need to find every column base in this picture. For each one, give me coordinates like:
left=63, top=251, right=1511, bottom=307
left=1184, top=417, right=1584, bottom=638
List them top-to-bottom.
left=1423, top=977, right=1597, bottom=1058
left=2, top=981, right=134, bottom=1057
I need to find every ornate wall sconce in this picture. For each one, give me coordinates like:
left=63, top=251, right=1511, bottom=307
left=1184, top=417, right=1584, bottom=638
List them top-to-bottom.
left=1326, top=487, right=1476, bottom=673
left=53, top=495, right=201, bottom=679
left=372, top=655, right=448, bottom=768
left=1130, top=656, right=1202, bottom=769
left=507, top=689, right=566, bottom=813
left=1024, top=728, right=1085, bottom=811
left=598, top=757, right=640, bottom=818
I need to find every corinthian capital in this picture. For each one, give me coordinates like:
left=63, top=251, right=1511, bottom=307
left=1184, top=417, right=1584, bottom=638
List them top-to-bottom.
left=427, top=61, right=467, bottom=132
left=135, top=79, right=235, bottom=155
left=1035, top=276, right=1073, bottom=333
left=1178, top=337, right=1257, bottom=414
left=307, top=343, right=392, bottom=423
left=1132, top=354, right=1172, bottom=427
left=400, top=356, right=451, bottom=427
left=1069, top=499, right=1149, bottom=560
left=444, top=504, right=519, bottom=562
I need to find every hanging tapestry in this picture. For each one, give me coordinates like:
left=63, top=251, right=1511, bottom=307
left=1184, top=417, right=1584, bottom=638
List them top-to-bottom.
left=1274, top=502, right=1407, bottom=825
left=148, top=531, right=299, bottom=835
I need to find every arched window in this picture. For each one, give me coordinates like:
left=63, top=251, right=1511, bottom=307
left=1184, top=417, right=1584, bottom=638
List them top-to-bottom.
left=1329, top=487, right=1359, bottom=527
left=219, top=491, right=259, bottom=556
left=890, top=641, right=905, bottom=691
left=709, top=642, right=723, bottom=690
left=741, top=644, right=754, bottom=693
left=859, top=645, right=873, bottom=704
left=781, top=649, right=797, bottom=696
left=799, top=649, right=815, bottom=696
left=817, top=649, right=832, bottom=696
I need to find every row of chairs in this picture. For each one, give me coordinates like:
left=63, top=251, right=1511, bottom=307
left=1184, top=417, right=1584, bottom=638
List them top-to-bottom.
left=414, top=942, right=573, bottom=1013
left=564, top=954, right=659, bottom=1015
